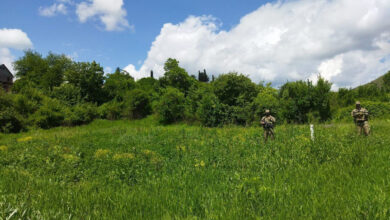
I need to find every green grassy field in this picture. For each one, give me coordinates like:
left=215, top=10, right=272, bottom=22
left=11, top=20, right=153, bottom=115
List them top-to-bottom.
left=1, top=119, right=390, bottom=219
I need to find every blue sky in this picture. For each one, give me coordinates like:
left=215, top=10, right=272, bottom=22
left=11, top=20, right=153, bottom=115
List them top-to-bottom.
left=0, top=0, right=271, bottom=71
left=1, top=0, right=390, bottom=88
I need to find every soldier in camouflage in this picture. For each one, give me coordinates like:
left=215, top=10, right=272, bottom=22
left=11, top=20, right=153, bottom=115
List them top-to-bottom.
left=351, top=101, right=370, bottom=136
left=261, top=109, right=276, bottom=143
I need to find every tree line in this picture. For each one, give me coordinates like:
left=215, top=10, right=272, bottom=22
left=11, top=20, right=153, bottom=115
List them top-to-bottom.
left=1, top=50, right=390, bottom=133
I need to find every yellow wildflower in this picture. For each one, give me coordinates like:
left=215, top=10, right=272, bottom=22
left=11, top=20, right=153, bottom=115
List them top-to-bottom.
left=17, top=136, right=33, bottom=142
left=0, top=145, right=8, bottom=152
left=176, top=145, right=186, bottom=152
left=94, top=149, right=110, bottom=158
left=142, top=149, right=152, bottom=155
left=113, top=153, right=135, bottom=160
left=62, top=154, right=79, bottom=162
left=195, top=160, right=205, bottom=167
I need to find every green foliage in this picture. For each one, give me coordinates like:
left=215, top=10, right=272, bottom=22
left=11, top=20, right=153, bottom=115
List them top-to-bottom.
left=14, top=50, right=72, bottom=91
left=5, top=52, right=390, bottom=132
left=159, top=58, right=196, bottom=95
left=65, top=61, right=105, bottom=104
left=104, top=68, right=136, bottom=101
left=198, top=69, right=209, bottom=82
left=383, top=70, right=390, bottom=91
left=213, top=72, right=258, bottom=106
left=136, top=77, right=158, bottom=93
left=279, top=77, right=332, bottom=123
left=51, top=83, right=82, bottom=106
left=156, top=87, right=186, bottom=124
left=122, top=89, right=151, bottom=119
left=0, top=92, right=24, bottom=133
left=197, top=93, right=226, bottom=127
left=30, top=98, right=65, bottom=129
left=98, top=101, right=123, bottom=120
left=64, top=103, right=98, bottom=126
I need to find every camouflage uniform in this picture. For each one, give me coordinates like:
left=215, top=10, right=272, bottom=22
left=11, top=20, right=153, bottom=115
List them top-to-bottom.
left=351, top=103, right=370, bottom=136
left=261, top=111, right=276, bottom=142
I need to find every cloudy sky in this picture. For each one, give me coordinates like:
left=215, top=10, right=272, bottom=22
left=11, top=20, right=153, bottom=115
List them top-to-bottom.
left=1, top=0, right=390, bottom=89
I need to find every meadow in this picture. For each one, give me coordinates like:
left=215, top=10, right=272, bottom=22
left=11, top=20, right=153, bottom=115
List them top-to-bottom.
left=1, top=118, right=390, bottom=219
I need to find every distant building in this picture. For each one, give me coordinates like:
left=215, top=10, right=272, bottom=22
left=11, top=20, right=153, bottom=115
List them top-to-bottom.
left=0, top=64, right=14, bottom=92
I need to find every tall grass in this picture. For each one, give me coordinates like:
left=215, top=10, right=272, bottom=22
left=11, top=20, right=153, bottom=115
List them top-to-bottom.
left=1, top=119, right=390, bottom=219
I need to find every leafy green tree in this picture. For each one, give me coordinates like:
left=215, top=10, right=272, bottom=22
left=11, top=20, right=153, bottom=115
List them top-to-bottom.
left=14, top=50, right=48, bottom=86
left=14, top=51, right=72, bottom=91
left=159, top=58, right=196, bottom=95
left=65, top=61, right=105, bottom=104
left=104, top=68, right=136, bottom=101
left=198, top=69, right=209, bottom=82
left=384, top=70, right=390, bottom=92
left=212, top=72, right=258, bottom=106
left=312, top=76, right=332, bottom=121
left=137, top=77, right=158, bottom=93
left=279, top=80, right=312, bottom=123
left=51, top=84, right=82, bottom=106
left=156, top=87, right=186, bottom=124
left=123, top=89, right=152, bottom=119
left=197, top=93, right=226, bottom=127
left=30, top=98, right=65, bottom=129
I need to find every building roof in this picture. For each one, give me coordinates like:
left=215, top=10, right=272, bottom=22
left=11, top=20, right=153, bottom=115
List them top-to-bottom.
left=0, top=64, right=13, bottom=82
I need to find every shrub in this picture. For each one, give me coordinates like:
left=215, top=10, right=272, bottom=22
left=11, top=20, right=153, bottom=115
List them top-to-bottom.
left=212, top=72, right=258, bottom=106
left=51, top=84, right=81, bottom=106
left=156, top=87, right=185, bottom=124
left=123, top=89, right=151, bottom=119
left=0, top=92, right=24, bottom=133
left=197, top=93, right=226, bottom=127
left=30, top=98, right=65, bottom=129
left=98, top=101, right=123, bottom=120
left=64, top=103, right=98, bottom=126
left=0, top=108, right=24, bottom=133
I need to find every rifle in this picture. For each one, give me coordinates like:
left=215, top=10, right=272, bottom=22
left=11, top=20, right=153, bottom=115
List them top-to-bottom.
left=264, top=122, right=274, bottom=129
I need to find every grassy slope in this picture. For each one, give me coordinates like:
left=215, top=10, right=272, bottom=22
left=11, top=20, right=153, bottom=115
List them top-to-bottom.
left=1, top=119, right=390, bottom=219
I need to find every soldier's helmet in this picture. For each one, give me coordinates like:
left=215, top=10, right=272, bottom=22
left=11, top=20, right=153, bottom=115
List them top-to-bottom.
left=356, top=101, right=361, bottom=106
left=265, top=109, right=270, bottom=114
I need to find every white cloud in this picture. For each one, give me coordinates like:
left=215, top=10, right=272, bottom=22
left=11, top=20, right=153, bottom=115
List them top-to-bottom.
left=76, top=0, right=131, bottom=31
left=127, top=0, right=390, bottom=88
left=39, top=3, right=68, bottom=17
left=0, top=29, right=33, bottom=74
left=0, top=29, right=33, bottom=50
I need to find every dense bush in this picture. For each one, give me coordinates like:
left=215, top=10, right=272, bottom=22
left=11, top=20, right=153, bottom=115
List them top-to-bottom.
left=104, top=68, right=136, bottom=101
left=213, top=72, right=258, bottom=106
left=51, top=84, right=82, bottom=106
left=156, top=87, right=186, bottom=124
left=123, top=89, right=151, bottom=119
left=0, top=92, right=24, bottom=133
left=197, top=93, right=226, bottom=127
left=31, top=98, right=65, bottom=129
left=98, top=101, right=123, bottom=120
left=64, top=103, right=98, bottom=126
